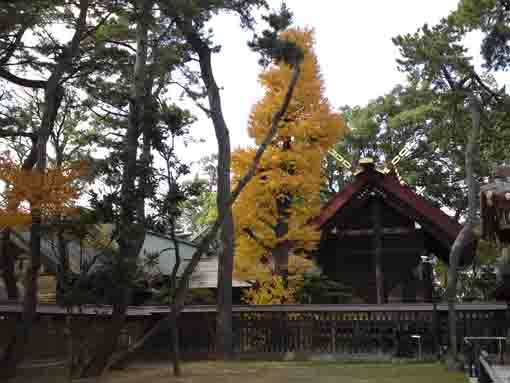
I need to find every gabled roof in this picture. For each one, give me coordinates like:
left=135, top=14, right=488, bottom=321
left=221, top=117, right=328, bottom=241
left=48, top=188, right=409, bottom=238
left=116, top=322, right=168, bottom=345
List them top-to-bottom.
left=314, top=164, right=472, bottom=262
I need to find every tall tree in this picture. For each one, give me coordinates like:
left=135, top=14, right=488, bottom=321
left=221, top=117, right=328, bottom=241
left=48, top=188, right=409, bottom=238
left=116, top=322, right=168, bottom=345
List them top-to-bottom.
left=75, top=0, right=160, bottom=377
left=159, top=0, right=301, bottom=357
left=0, top=1, right=94, bottom=378
left=393, top=18, right=507, bottom=367
left=232, top=28, right=345, bottom=304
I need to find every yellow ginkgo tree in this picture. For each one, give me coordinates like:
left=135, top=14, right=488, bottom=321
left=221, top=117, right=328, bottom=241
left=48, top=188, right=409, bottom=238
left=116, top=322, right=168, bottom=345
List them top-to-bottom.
left=232, top=28, right=346, bottom=304
left=0, top=154, right=87, bottom=227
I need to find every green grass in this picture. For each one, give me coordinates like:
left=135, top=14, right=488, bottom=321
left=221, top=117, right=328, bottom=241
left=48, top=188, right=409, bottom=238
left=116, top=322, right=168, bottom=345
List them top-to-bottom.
left=14, top=361, right=468, bottom=383
left=107, top=361, right=467, bottom=383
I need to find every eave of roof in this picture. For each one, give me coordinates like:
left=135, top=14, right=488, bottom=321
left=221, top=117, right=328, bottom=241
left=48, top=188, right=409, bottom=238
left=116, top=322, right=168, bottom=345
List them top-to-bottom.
left=314, top=168, right=463, bottom=246
left=312, top=171, right=372, bottom=227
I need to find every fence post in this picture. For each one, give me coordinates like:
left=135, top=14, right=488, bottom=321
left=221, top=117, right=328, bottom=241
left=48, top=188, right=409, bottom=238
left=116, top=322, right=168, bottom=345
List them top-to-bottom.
left=433, top=302, right=440, bottom=360
left=393, top=312, right=400, bottom=357
left=65, top=313, right=73, bottom=378
left=353, top=317, right=359, bottom=354
left=331, top=326, right=336, bottom=354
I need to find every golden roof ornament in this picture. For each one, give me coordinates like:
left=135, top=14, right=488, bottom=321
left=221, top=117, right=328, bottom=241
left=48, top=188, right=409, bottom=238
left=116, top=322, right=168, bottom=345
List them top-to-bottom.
left=328, top=141, right=414, bottom=185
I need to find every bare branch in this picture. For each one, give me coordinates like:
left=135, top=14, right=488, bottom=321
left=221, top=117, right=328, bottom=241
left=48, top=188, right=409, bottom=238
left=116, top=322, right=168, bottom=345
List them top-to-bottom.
left=0, top=68, right=46, bottom=89
left=170, top=80, right=210, bottom=115
left=243, top=227, right=272, bottom=251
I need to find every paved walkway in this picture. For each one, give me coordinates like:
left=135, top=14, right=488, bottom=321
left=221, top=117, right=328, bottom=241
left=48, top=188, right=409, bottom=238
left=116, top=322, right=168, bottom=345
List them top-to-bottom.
left=467, top=364, right=510, bottom=383
left=493, top=365, right=510, bottom=383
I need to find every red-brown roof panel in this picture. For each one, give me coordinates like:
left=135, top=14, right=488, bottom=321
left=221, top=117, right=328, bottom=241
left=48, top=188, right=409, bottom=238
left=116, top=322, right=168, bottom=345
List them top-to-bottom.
left=314, top=168, right=471, bottom=262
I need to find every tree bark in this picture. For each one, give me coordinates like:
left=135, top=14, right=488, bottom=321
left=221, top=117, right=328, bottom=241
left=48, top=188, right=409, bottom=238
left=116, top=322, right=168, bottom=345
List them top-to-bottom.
left=176, top=18, right=235, bottom=358
left=202, top=49, right=235, bottom=360
left=446, top=92, right=480, bottom=368
left=273, top=197, right=291, bottom=285
left=169, top=221, right=182, bottom=377
left=0, top=229, right=20, bottom=380
left=0, top=229, right=18, bottom=300
left=170, top=314, right=181, bottom=376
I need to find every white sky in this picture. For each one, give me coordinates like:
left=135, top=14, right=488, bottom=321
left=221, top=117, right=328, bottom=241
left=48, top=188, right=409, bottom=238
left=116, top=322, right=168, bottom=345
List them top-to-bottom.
left=182, top=0, right=509, bottom=172
left=184, top=0, right=459, bottom=160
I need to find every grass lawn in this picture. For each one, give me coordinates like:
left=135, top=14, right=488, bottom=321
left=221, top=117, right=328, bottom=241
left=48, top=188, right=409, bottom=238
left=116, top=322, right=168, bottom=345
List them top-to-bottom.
left=16, top=361, right=468, bottom=383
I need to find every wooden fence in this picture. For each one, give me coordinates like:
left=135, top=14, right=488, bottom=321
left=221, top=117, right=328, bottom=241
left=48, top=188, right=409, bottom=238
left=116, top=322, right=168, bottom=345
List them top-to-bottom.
left=1, top=302, right=510, bottom=360
left=172, top=303, right=510, bottom=358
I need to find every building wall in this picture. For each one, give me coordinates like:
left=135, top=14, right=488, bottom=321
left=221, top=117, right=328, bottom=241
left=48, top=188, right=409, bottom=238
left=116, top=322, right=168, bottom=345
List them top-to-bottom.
left=316, top=197, right=433, bottom=303
left=3, top=231, right=248, bottom=304
left=140, top=233, right=248, bottom=289
left=140, top=233, right=197, bottom=275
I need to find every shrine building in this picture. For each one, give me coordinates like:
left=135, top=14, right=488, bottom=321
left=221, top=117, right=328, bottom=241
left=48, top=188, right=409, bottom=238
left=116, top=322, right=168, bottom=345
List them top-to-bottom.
left=312, top=158, right=474, bottom=304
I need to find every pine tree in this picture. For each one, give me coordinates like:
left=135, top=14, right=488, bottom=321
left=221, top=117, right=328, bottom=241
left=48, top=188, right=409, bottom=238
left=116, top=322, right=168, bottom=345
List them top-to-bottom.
left=232, top=28, right=345, bottom=304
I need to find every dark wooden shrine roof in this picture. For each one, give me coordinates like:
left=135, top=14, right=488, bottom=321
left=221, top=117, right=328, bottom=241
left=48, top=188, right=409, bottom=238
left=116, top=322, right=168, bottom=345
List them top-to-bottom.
left=313, top=164, right=473, bottom=263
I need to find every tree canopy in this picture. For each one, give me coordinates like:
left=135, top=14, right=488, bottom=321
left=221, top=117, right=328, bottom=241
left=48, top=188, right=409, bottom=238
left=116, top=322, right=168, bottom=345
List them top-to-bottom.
left=233, top=28, right=345, bottom=304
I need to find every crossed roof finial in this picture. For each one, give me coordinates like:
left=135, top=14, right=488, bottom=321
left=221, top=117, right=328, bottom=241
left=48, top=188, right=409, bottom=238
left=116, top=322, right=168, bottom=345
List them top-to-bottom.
left=327, top=141, right=415, bottom=185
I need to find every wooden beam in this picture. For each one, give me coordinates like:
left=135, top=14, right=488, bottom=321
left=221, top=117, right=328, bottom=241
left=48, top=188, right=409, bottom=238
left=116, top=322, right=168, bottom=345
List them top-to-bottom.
left=372, top=199, right=384, bottom=304
left=338, top=227, right=415, bottom=236
left=422, top=251, right=433, bottom=302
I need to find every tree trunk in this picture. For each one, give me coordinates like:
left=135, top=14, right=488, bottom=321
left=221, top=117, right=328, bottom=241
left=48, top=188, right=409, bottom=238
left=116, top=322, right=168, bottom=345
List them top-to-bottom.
left=178, top=22, right=235, bottom=358
left=200, top=53, right=235, bottom=359
left=446, top=92, right=481, bottom=369
left=272, top=196, right=292, bottom=289
left=216, top=216, right=235, bottom=358
left=169, top=219, right=182, bottom=376
left=0, top=228, right=20, bottom=380
left=0, top=229, right=18, bottom=300
left=78, top=304, right=128, bottom=378
left=170, top=314, right=181, bottom=377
